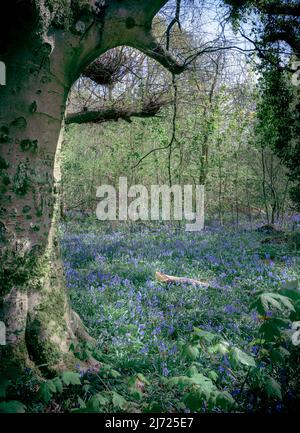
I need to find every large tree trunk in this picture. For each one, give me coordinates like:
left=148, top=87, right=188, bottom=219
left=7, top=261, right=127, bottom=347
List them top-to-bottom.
left=0, top=0, right=183, bottom=376
left=0, top=41, right=93, bottom=374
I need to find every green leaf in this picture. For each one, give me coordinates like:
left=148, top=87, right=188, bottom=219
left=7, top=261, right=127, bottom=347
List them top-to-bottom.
left=279, top=288, right=300, bottom=302
left=253, top=293, right=295, bottom=315
left=260, top=318, right=290, bottom=341
left=193, top=328, right=218, bottom=343
left=209, top=340, right=230, bottom=355
left=182, top=344, right=199, bottom=361
left=269, top=346, right=290, bottom=364
left=229, top=347, right=256, bottom=368
left=187, top=366, right=198, bottom=377
left=110, top=369, right=121, bottom=378
left=208, top=370, right=219, bottom=382
left=61, top=371, right=81, bottom=386
left=137, top=373, right=150, bottom=385
left=189, top=373, right=216, bottom=391
left=167, top=376, right=194, bottom=389
left=183, top=376, right=217, bottom=410
left=52, top=377, right=63, bottom=393
left=264, top=377, right=282, bottom=400
left=0, top=378, right=10, bottom=399
left=46, top=379, right=57, bottom=393
left=38, top=382, right=53, bottom=403
left=83, top=383, right=91, bottom=393
left=130, top=389, right=143, bottom=401
left=183, top=389, right=203, bottom=411
left=216, top=391, right=235, bottom=409
left=112, top=392, right=127, bottom=410
left=87, top=393, right=109, bottom=412
left=78, top=397, right=86, bottom=408
left=0, top=401, right=26, bottom=413
left=144, top=401, right=162, bottom=413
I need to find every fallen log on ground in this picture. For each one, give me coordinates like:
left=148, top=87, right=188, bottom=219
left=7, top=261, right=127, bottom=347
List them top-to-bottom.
left=155, top=271, right=209, bottom=287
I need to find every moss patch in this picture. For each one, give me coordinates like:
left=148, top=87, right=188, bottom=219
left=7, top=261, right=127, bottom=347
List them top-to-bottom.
left=20, top=139, right=38, bottom=152
left=26, top=318, right=62, bottom=370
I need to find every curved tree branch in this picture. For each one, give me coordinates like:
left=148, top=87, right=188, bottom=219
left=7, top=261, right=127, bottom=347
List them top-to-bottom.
left=263, top=26, right=300, bottom=54
left=133, top=31, right=186, bottom=75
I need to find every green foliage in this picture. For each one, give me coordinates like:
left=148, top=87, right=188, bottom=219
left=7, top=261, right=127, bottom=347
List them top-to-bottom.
left=254, top=60, right=300, bottom=209
left=3, top=224, right=300, bottom=413
left=251, top=292, right=295, bottom=315
left=182, top=344, right=200, bottom=361
left=229, top=347, right=256, bottom=368
left=38, top=372, right=81, bottom=404
left=61, top=372, right=81, bottom=386
left=264, top=377, right=282, bottom=400
left=84, top=393, right=109, bottom=412
left=0, top=401, right=26, bottom=413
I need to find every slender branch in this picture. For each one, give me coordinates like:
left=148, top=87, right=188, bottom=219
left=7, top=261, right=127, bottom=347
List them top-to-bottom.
left=166, top=0, right=182, bottom=51
left=239, top=31, right=297, bottom=73
left=131, top=74, right=178, bottom=170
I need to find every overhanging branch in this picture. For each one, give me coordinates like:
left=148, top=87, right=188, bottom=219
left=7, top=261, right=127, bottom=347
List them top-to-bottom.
left=225, top=0, right=300, bottom=17
left=258, top=2, right=300, bottom=17
left=65, top=101, right=169, bottom=125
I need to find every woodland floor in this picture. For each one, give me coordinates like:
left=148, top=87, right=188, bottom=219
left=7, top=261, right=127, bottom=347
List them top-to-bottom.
left=57, top=219, right=300, bottom=413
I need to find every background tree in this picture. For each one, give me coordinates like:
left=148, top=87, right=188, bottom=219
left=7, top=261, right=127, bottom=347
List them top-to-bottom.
left=224, top=0, right=300, bottom=209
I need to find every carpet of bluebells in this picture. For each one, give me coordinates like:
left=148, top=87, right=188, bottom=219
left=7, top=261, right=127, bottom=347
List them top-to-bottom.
left=58, top=219, right=300, bottom=413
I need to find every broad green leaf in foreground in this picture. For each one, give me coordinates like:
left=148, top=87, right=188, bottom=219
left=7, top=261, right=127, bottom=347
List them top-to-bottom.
left=252, top=293, right=295, bottom=315
left=229, top=347, right=256, bottom=368
left=61, top=371, right=81, bottom=386
left=264, top=377, right=282, bottom=400
left=0, top=401, right=26, bottom=413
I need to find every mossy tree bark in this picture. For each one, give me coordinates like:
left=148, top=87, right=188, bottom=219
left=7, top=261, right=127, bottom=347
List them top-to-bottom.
left=0, top=0, right=184, bottom=375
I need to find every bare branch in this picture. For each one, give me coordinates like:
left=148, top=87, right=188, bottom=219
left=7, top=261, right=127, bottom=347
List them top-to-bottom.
left=166, top=0, right=182, bottom=50
left=239, top=30, right=298, bottom=73
left=132, top=75, right=178, bottom=170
